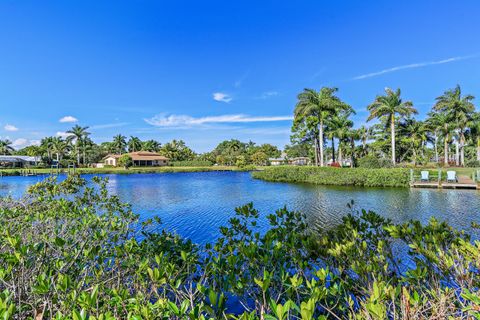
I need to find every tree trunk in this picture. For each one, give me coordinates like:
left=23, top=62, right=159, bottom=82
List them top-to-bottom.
left=390, top=115, right=396, bottom=165
left=319, top=119, right=324, bottom=167
left=434, top=132, right=438, bottom=163
left=460, top=132, right=465, bottom=166
left=444, top=135, right=449, bottom=166
left=313, top=136, right=318, bottom=166
left=331, top=137, right=336, bottom=163
left=477, top=137, right=480, bottom=161
left=350, top=138, right=355, bottom=168
left=455, top=139, right=459, bottom=166
left=76, top=144, right=80, bottom=166
left=338, top=144, right=343, bottom=165
left=412, top=145, right=416, bottom=167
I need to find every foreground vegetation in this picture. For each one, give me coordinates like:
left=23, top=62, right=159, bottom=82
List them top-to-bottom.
left=0, top=176, right=478, bottom=319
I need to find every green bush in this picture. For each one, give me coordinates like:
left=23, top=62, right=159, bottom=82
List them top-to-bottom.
left=357, top=155, right=393, bottom=168
left=465, top=159, right=480, bottom=168
left=170, top=160, right=213, bottom=167
left=252, top=166, right=411, bottom=187
left=0, top=177, right=478, bottom=318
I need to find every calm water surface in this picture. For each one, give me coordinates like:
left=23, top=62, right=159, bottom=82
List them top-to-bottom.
left=1, top=171, right=479, bottom=244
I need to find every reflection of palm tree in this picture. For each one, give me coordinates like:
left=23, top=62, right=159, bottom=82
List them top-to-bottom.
left=433, top=85, right=475, bottom=166
left=294, top=87, right=349, bottom=166
left=367, top=88, right=417, bottom=165
left=0, top=139, right=14, bottom=155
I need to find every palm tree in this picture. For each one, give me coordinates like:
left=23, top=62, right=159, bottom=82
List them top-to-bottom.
left=433, top=85, right=475, bottom=166
left=294, top=87, right=349, bottom=166
left=367, top=88, right=417, bottom=165
left=428, top=112, right=453, bottom=165
left=468, top=112, right=480, bottom=161
left=327, top=114, right=353, bottom=165
left=400, top=119, right=428, bottom=166
left=66, top=125, right=90, bottom=166
left=358, top=125, right=372, bottom=156
left=112, top=134, right=127, bottom=154
left=128, top=136, right=143, bottom=152
left=40, top=137, right=55, bottom=163
left=51, top=137, right=70, bottom=163
left=0, top=139, right=14, bottom=155
left=141, top=139, right=161, bottom=152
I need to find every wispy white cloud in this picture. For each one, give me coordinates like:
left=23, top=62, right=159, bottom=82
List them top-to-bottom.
left=353, top=54, right=478, bottom=80
left=234, top=70, right=250, bottom=88
left=257, top=91, right=279, bottom=99
left=213, top=92, right=233, bottom=103
left=144, top=114, right=293, bottom=127
left=59, top=115, right=78, bottom=123
left=90, top=122, right=129, bottom=130
left=4, top=124, right=18, bottom=131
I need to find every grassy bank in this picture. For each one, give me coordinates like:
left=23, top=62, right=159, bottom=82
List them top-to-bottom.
left=0, top=165, right=242, bottom=176
left=252, top=166, right=413, bottom=187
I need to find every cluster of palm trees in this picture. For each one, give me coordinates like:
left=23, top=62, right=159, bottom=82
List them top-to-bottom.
left=293, top=85, right=478, bottom=167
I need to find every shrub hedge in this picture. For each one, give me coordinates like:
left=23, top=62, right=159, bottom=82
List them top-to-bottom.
left=170, top=160, right=213, bottom=167
left=252, top=166, right=411, bottom=187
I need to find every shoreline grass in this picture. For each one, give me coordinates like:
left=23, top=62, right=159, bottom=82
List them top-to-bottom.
left=0, top=166, right=245, bottom=176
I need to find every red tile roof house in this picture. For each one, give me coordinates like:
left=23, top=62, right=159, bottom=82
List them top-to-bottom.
left=103, top=151, right=169, bottom=167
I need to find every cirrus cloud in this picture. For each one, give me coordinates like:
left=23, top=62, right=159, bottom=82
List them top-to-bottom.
left=144, top=114, right=293, bottom=127
left=59, top=115, right=78, bottom=123
left=4, top=124, right=18, bottom=131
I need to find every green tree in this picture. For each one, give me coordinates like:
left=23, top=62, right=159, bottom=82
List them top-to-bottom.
left=433, top=85, right=475, bottom=166
left=294, top=87, right=349, bottom=166
left=367, top=88, right=417, bottom=165
left=427, top=111, right=452, bottom=165
left=66, top=125, right=90, bottom=166
left=112, top=134, right=127, bottom=154
left=128, top=136, right=143, bottom=152
left=51, top=137, right=70, bottom=163
left=0, top=139, right=14, bottom=155
left=141, top=139, right=161, bottom=152
left=160, top=140, right=195, bottom=161
left=251, top=151, right=268, bottom=166
left=118, top=154, right=133, bottom=169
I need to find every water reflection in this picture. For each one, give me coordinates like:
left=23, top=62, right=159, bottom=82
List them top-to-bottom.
left=0, top=172, right=479, bottom=244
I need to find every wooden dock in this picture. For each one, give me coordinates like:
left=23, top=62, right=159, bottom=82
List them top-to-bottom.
left=411, top=175, right=479, bottom=189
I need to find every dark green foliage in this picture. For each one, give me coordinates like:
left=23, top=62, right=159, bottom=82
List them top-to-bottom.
left=357, top=155, right=394, bottom=168
left=170, top=160, right=213, bottom=167
left=253, top=166, right=411, bottom=187
left=0, top=177, right=478, bottom=318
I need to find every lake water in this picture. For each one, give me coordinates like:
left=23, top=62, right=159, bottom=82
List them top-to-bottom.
left=1, top=171, right=479, bottom=244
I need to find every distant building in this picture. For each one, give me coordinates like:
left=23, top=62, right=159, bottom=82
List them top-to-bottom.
left=104, top=151, right=169, bottom=167
left=0, top=155, right=41, bottom=168
left=269, top=157, right=286, bottom=166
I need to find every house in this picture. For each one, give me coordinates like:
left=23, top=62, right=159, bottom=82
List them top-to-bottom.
left=104, top=151, right=169, bottom=167
left=0, top=155, right=41, bottom=168
left=269, top=157, right=286, bottom=166
left=288, top=157, right=310, bottom=166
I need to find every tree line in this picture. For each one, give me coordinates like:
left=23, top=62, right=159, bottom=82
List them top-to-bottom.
left=289, top=85, right=479, bottom=167
left=0, top=129, right=281, bottom=167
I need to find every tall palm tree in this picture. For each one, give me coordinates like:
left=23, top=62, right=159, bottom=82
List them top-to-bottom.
left=433, top=85, right=475, bottom=166
left=294, top=87, right=349, bottom=166
left=367, top=88, right=417, bottom=165
left=428, top=112, right=453, bottom=165
left=468, top=112, right=480, bottom=161
left=327, top=114, right=353, bottom=164
left=400, top=118, right=428, bottom=166
left=66, top=125, right=90, bottom=166
left=358, top=125, right=372, bottom=156
left=112, top=134, right=127, bottom=154
left=128, top=136, right=143, bottom=152
left=40, top=137, right=55, bottom=163
left=51, top=137, right=70, bottom=163
left=0, top=139, right=14, bottom=155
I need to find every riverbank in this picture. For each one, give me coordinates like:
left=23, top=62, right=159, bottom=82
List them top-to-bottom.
left=0, top=165, right=245, bottom=176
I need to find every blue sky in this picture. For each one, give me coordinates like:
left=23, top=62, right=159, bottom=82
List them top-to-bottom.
left=1, top=0, right=479, bottom=152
